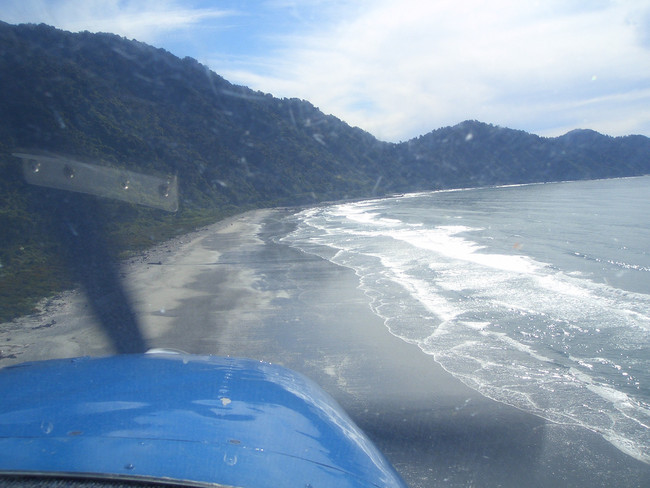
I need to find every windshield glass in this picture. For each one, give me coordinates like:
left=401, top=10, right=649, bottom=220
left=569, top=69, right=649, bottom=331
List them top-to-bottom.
left=1, top=2, right=649, bottom=487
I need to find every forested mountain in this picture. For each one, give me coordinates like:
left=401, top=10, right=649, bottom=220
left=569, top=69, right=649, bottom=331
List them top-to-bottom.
left=1, top=21, right=649, bottom=320
left=2, top=22, right=649, bottom=205
left=399, top=123, right=650, bottom=189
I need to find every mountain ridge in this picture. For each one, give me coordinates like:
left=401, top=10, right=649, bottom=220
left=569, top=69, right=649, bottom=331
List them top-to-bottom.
left=1, top=21, right=649, bottom=320
left=2, top=21, right=649, bottom=202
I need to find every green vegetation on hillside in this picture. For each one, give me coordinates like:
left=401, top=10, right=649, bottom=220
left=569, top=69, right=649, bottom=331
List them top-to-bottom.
left=1, top=22, right=649, bottom=322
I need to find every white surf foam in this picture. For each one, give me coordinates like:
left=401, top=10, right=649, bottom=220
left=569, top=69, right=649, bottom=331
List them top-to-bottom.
left=282, top=194, right=650, bottom=464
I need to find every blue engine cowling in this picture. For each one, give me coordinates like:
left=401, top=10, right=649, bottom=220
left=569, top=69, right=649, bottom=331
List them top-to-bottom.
left=0, top=352, right=407, bottom=488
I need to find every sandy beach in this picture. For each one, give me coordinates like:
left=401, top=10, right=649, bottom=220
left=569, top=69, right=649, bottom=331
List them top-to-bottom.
left=1, top=208, right=649, bottom=487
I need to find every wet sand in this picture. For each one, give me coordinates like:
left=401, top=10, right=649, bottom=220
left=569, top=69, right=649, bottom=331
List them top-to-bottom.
left=1, top=208, right=649, bottom=487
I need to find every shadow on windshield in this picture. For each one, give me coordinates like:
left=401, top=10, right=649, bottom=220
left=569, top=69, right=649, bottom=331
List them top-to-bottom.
left=15, top=152, right=179, bottom=354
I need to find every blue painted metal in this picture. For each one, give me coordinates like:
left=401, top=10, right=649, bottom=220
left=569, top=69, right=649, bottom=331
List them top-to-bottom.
left=0, top=353, right=407, bottom=487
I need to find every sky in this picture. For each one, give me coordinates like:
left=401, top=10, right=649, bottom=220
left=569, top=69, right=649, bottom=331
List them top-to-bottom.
left=2, top=0, right=650, bottom=142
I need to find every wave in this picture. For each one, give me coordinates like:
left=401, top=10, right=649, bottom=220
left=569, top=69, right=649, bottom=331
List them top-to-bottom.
left=280, top=194, right=650, bottom=464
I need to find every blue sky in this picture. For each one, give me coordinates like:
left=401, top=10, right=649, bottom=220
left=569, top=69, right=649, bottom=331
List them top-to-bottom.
left=3, top=0, right=650, bottom=142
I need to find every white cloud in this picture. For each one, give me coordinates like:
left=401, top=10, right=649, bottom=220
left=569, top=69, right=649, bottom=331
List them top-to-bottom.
left=2, top=0, right=232, bottom=43
left=4, top=0, right=649, bottom=139
left=217, top=0, right=650, bottom=140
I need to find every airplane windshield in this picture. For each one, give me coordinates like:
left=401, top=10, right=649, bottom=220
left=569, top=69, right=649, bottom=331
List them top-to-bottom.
left=1, top=2, right=650, bottom=487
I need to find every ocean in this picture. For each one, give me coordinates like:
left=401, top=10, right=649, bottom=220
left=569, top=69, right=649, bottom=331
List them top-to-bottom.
left=279, top=176, right=650, bottom=465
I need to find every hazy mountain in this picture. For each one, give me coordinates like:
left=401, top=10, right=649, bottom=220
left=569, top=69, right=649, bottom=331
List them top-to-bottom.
left=1, top=21, right=649, bottom=320
left=3, top=22, right=649, bottom=204
left=396, top=121, right=650, bottom=189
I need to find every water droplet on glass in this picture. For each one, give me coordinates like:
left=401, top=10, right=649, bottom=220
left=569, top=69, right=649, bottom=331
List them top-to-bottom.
left=63, top=165, right=75, bottom=179
left=159, top=182, right=170, bottom=198
left=40, top=420, right=53, bottom=434
left=223, top=453, right=237, bottom=466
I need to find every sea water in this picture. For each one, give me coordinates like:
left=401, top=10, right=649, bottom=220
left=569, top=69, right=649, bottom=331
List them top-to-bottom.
left=280, top=176, right=650, bottom=464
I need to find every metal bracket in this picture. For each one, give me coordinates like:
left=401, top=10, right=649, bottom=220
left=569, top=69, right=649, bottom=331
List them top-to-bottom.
left=14, top=153, right=178, bottom=212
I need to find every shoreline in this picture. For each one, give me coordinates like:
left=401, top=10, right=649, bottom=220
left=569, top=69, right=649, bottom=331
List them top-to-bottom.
left=1, top=207, right=649, bottom=487
left=0, top=210, right=264, bottom=367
